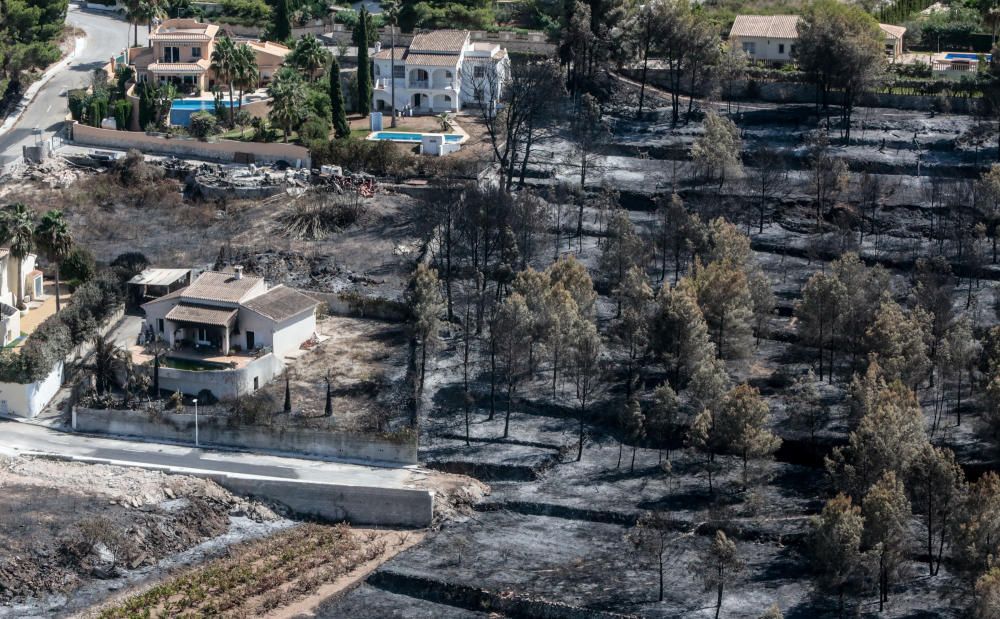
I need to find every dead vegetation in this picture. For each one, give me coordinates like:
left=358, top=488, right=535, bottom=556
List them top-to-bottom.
left=276, top=192, right=367, bottom=240
left=92, top=524, right=422, bottom=619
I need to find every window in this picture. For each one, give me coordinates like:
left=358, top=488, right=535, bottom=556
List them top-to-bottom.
left=741, top=42, right=756, bottom=55
left=778, top=43, right=785, bottom=54
left=790, top=45, right=796, bottom=55
left=163, top=46, right=179, bottom=62
left=191, top=46, right=201, bottom=58
left=374, top=65, right=381, bottom=76
left=393, top=65, right=405, bottom=79
left=473, top=65, right=485, bottom=78
left=157, top=318, right=164, bottom=333
left=253, top=376, right=259, bottom=391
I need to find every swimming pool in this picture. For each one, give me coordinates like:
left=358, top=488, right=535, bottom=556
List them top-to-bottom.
left=944, top=52, right=991, bottom=61
left=169, top=98, right=244, bottom=127
left=369, top=131, right=463, bottom=143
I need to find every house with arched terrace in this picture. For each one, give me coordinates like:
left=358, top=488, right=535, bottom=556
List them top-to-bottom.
left=371, top=30, right=509, bottom=115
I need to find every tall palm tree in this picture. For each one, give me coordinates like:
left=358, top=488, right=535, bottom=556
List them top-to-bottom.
left=124, top=0, right=142, bottom=47
left=139, top=0, right=166, bottom=35
left=383, top=0, right=400, bottom=128
left=288, top=34, right=329, bottom=81
left=210, top=36, right=238, bottom=125
left=233, top=43, right=259, bottom=114
left=267, top=68, right=305, bottom=142
left=0, top=203, right=35, bottom=309
left=33, top=210, right=73, bottom=313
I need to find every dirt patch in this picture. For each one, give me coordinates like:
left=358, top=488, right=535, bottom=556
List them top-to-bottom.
left=0, top=456, right=278, bottom=606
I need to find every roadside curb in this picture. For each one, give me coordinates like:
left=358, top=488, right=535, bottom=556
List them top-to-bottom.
left=0, top=34, right=87, bottom=139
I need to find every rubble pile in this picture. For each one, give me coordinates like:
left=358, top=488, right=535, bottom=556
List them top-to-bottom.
left=13, top=156, right=88, bottom=189
left=323, top=172, right=379, bottom=197
left=215, top=247, right=388, bottom=293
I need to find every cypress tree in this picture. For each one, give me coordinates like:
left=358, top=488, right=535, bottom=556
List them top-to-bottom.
left=271, top=0, right=291, bottom=42
left=356, top=7, right=373, bottom=117
left=329, top=58, right=351, bottom=138
left=283, top=373, right=292, bottom=413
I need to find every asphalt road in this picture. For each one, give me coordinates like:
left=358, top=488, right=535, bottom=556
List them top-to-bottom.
left=0, top=7, right=141, bottom=165
left=0, top=419, right=417, bottom=488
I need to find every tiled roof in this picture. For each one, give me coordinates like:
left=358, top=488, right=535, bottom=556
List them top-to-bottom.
left=729, top=15, right=800, bottom=39
left=150, top=18, right=219, bottom=41
left=880, top=23, right=906, bottom=39
left=408, top=30, right=468, bottom=53
left=248, top=41, right=291, bottom=58
left=373, top=46, right=407, bottom=60
left=405, top=53, right=461, bottom=66
left=148, top=59, right=210, bottom=74
left=182, top=271, right=263, bottom=304
left=242, top=286, right=318, bottom=322
left=165, top=302, right=237, bottom=326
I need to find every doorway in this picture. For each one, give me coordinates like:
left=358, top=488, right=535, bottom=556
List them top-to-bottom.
left=246, top=330, right=255, bottom=350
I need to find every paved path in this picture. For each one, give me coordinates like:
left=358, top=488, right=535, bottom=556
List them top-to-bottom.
left=0, top=7, right=140, bottom=165
left=0, top=418, right=418, bottom=489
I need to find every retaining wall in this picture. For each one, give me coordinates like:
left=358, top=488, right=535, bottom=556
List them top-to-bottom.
left=69, top=122, right=311, bottom=167
left=72, top=406, right=419, bottom=465
left=217, top=476, right=432, bottom=527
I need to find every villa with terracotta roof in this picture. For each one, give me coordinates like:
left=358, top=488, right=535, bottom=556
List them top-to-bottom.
left=728, top=15, right=906, bottom=64
left=128, top=18, right=290, bottom=92
left=371, top=29, right=510, bottom=114
left=137, top=267, right=318, bottom=398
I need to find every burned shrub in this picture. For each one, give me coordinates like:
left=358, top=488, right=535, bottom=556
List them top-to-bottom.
left=276, top=193, right=366, bottom=240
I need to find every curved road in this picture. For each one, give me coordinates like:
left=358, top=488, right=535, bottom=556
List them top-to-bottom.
left=0, top=7, right=142, bottom=164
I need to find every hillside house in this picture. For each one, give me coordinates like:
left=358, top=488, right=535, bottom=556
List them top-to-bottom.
left=728, top=15, right=906, bottom=64
left=128, top=18, right=290, bottom=92
left=371, top=30, right=510, bottom=114
left=0, top=250, right=41, bottom=348
left=141, top=268, right=318, bottom=358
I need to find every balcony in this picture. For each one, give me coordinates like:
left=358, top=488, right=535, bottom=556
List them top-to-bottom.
left=408, top=79, right=429, bottom=89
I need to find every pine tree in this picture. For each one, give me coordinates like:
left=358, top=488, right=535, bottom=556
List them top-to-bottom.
left=355, top=7, right=373, bottom=117
left=329, top=58, right=351, bottom=139
left=686, top=258, right=754, bottom=359
left=407, top=264, right=445, bottom=395
left=797, top=271, right=847, bottom=381
left=650, top=280, right=714, bottom=388
left=866, top=294, right=932, bottom=389
left=571, top=318, right=602, bottom=461
left=788, top=370, right=829, bottom=446
left=646, top=382, right=679, bottom=462
left=715, top=383, right=781, bottom=488
left=617, top=398, right=645, bottom=472
left=907, top=443, right=965, bottom=576
left=862, top=471, right=912, bottom=612
left=809, top=493, right=865, bottom=618
left=627, top=510, right=673, bottom=602
left=697, top=530, right=744, bottom=619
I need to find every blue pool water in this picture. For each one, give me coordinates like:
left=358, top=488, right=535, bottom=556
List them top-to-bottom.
left=944, top=52, right=990, bottom=61
left=169, top=98, right=243, bottom=127
left=370, top=131, right=463, bottom=143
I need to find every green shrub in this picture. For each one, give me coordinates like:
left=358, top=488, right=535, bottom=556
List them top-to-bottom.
left=217, top=0, right=271, bottom=25
left=68, top=89, right=88, bottom=122
left=113, top=99, right=132, bottom=130
left=188, top=111, right=219, bottom=140
left=299, top=116, right=330, bottom=142
left=62, top=247, right=97, bottom=283
left=110, top=252, right=149, bottom=282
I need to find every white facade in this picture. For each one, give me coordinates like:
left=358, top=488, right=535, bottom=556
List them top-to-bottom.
left=371, top=30, right=510, bottom=114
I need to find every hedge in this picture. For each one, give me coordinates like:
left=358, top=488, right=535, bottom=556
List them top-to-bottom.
left=0, top=272, right=125, bottom=383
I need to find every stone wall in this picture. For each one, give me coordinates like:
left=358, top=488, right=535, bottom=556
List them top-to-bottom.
left=69, top=122, right=311, bottom=167
left=72, top=406, right=419, bottom=465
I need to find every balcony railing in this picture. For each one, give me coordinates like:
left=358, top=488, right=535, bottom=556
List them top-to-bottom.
left=408, top=79, right=429, bottom=88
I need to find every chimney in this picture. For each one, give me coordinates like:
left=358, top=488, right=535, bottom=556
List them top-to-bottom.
left=374, top=41, right=382, bottom=53
left=234, top=265, right=243, bottom=280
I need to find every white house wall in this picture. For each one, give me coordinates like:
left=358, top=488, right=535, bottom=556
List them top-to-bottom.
left=732, top=35, right=796, bottom=63
left=237, top=307, right=277, bottom=352
left=271, top=310, right=317, bottom=357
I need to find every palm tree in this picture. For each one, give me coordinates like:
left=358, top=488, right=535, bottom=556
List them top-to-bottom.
left=124, top=0, right=142, bottom=47
left=139, top=0, right=166, bottom=35
left=383, top=0, right=400, bottom=128
left=288, top=34, right=330, bottom=81
left=210, top=36, right=238, bottom=125
left=233, top=43, right=259, bottom=114
left=267, top=68, right=305, bottom=142
left=0, top=203, right=35, bottom=310
left=33, top=210, right=73, bottom=313
left=91, top=334, right=125, bottom=395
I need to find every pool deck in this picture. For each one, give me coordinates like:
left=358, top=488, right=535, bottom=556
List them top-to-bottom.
left=366, top=117, right=470, bottom=144
left=129, top=344, right=257, bottom=370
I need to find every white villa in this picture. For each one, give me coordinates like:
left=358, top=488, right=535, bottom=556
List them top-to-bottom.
left=729, top=15, right=906, bottom=64
left=371, top=30, right=510, bottom=114
left=0, top=250, right=41, bottom=347
left=139, top=267, right=318, bottom=398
